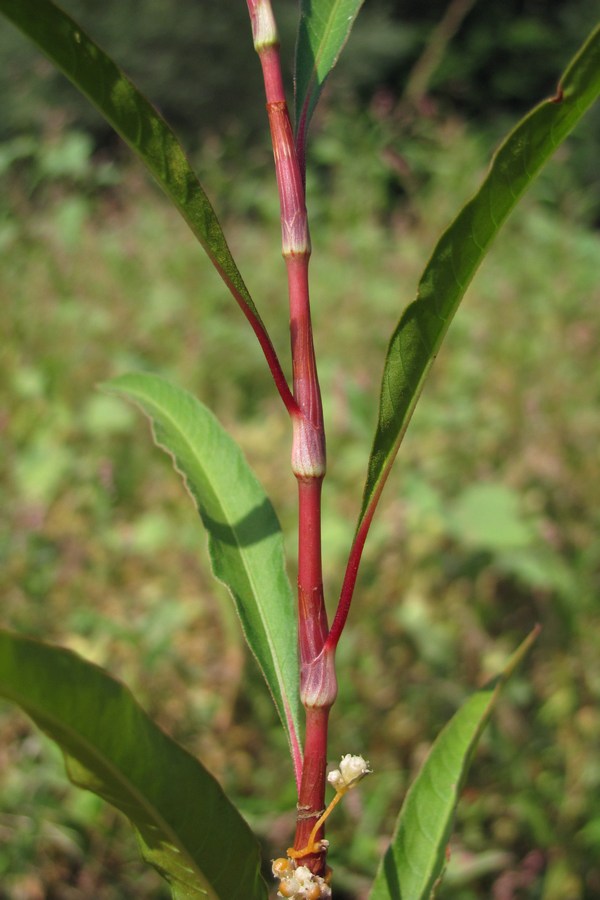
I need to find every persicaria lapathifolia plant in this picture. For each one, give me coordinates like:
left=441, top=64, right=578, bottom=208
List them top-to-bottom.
left=0, top=0, right=599, bottom=897
left=247, top=0, right=339, bottom=878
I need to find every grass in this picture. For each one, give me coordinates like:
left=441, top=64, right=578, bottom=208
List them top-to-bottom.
left=1, top=114, right=600, bottom=898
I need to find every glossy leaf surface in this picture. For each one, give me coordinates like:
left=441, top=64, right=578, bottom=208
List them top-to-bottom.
left=0, top=0, right=267, bottom=335
left=294, top=0, right=366, bottom=167
left=357, top=25, right=600, bottom=534
left=106, top=373, right=302, bottom=778
left=370, top=627, right=540, bottom=899
left=0, top=630, right=268, bottom=900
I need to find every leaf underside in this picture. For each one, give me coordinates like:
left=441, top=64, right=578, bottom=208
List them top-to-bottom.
left=0, top=0, right=265, bottom=328
left=294, top=0, right=366, bottom=165
left=357, top=24, right=600, bottom=535
left=105, top=373, right=302, bottom=774
left=369, top=627, right=540, bottom=899
left=0, top=630, right=268, bottom=900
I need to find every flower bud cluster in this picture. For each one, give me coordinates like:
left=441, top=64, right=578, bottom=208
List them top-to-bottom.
left=327, top=754, right=372, bottom=792
left=272, top=858, right=331, bottom=899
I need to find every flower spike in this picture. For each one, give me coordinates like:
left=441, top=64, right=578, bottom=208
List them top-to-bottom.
left=287, top=754, right=372, bottom=861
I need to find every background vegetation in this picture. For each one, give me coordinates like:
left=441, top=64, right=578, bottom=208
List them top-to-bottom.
left=1, top=1, right=599, bottom=897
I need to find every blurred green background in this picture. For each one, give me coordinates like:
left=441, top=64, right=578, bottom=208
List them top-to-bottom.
left=1, top=1, right=599, bottom=897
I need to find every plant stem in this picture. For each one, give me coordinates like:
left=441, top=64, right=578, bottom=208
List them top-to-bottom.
left=247, top=0, right=336, bottom=875
left=223, top=274, right=299, bottom=417
left=326, top=495, right=379, bottom=651
left=293, top=706, right=330, bottom=866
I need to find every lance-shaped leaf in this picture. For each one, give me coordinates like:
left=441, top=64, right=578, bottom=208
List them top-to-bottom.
left=0, top=0, right=293, bottom=409
left=0, top=0, right=243, bottom=303
left=294, top=0, right=366, bottom=169
left=357, top=25, right=600, bottom=536
left=105, top=373, right=302, bottom=785
left=370, top=627, right=540, bottom=900
left=0, top=629, right=268, bottom=900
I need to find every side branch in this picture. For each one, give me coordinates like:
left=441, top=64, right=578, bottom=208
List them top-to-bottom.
left=221, top=268, right=299, bottom=416
left=326, top=479, right=385, bottom=651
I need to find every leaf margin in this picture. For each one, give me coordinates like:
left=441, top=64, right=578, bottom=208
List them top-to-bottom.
left=0, top=0, right=297, bottom=412
left=294, top=0, right=366, bottom=168
left=357, top=23, right=600, bottom=534
left=103, top=372, right=303, bottom=783
left=369, top=626, right=541, bottom=899
left=0, top=628, right=269, bottom=900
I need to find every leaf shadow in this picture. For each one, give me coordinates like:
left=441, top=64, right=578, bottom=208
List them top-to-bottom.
left=201, top=497, right=281, bottom=548
left=380, top=849, right=402, bottom=899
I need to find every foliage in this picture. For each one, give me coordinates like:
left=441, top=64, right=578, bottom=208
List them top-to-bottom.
left=0, top=0, right=595, bottom=133
left=0, top=0, right=280, bottom=143
left=0, top=1, right=599, bottom=898
left=1, top=118, right=600, bottom=895
left=105, top=373, right=301, bottom=764
left=370, top=629, right=539, bottom=899
left=0, top=630, right=268, bottom=900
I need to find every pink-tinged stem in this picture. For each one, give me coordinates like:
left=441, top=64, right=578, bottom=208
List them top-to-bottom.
left=247, top=0, right=335, bottom=876
left=217, top=266, right=298, bottom=417
left=326, top=475, right=388, bottom=652
left=326, top=507, right=374, bottom=652
left=293, top=706, right=330, bottom=868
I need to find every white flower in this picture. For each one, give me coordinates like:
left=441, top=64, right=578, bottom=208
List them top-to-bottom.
left=327, top=753, right=372, bottom=792
left=326, top=768, right=346, bottom=792
left=272, top=857, right=294, bottom=879
left=275, top=862, right=332, bottom=898
left=295, top=865, right=315, bottom=882
left=278, top=875, right=301, bottom=897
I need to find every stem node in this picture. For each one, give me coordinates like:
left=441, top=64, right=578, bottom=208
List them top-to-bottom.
left=300, top=644, right=337, bottom=710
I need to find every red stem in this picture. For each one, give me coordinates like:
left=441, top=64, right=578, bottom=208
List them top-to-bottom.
left=247, top=1, right=334, bottom=876
left=286, top=254, right=333, bottom=878
left=218, top=268, right=298, bottom=417
left=327, top=469, right=389, bottom=651
left=297, top=480, right=328, bottom=659
left=326, top=505, right=374, bottom=652
left=293, top=706, right=330, bottom=868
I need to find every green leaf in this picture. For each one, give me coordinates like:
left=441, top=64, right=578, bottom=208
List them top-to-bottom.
left=0, top=0, right=264, bottom=332
left=294, top=0, right=366, bottom=164
left=357, top=25, right=600, bottom=534
left=105, top=373, right=302, bottom=780
left=369, top=627, right=540, bottom=900
left=0, top=629, right=268, bottom=900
